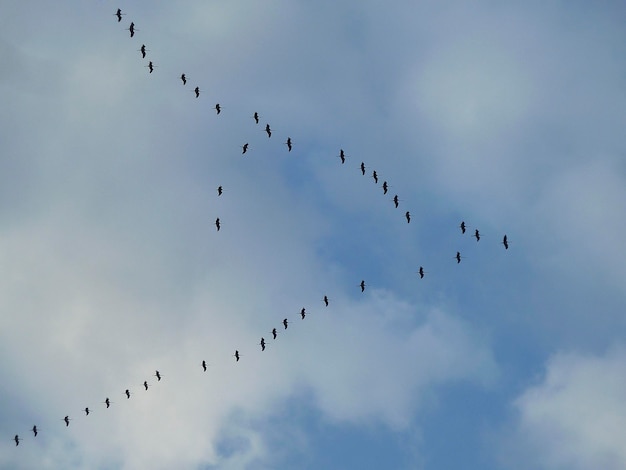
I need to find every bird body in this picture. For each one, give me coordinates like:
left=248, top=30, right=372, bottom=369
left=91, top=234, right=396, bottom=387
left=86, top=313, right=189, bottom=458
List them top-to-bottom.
left=115, top=8, right=125, bottom=22
left=127, top=22, right=136, bottom=38
left=181, top=73, right=187, bottom=85
left=194, top=86, right=200, bottom=98
left=214, top=104, right=221, bottom=115
left=253, top=112, right=260, bottom=124
left=265, top=124, right=272, bottom=138
left=285, top=137, right=292, bottom=151
left=242, top=143, right=249, bottom=154
left=360, top=162, right=366, bottom=175
left=372, top=171, right=378, bottom=184
left=382, top=181, right=389, bottom=194
left=393, top=195, right=399, bottom=208
left=405, top=211, right=411, bottom=223
left=215, top=218, right=221, bottom=231
left=460, top=221, right=466, bottom=234
left=474, top=229, right=480, bottom=241
left=502, top=234, right=509, bottom=249
left=456, top=252, right=462, bottom=264
left=418, top=266, right=425, bottom=279
left=360, top=280, right=366, bottom=292
left=323, top=295, right=329, bottom=307
left=300, top=308, right=306, bottom=319
left=283, top=318, right=288, bottom=329
left=271, top=328, right=277, bottom=339
left=260, top=337, right=266, bottom=351
left=234, top=350, right=240, bottom=362
left=202, top=360, right=207, bottom=372
left=155, top=371, right=162, bottom=381
left=143, top=381, right=149, bottom=390
left=125, top=389, right=131, bottom=399
left=64, top=416, right=71, bottom=427
left=32, top=425, right=38, bottom=437
left=14, top=435, right=20, bottom=446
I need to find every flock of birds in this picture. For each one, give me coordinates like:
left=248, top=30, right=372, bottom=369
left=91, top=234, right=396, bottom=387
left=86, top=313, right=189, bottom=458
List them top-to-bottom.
left=10, top=8, right=510, bottom=449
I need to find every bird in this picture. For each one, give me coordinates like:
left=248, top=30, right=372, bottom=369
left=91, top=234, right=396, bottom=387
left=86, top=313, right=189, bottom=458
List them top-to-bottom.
left=115, top=8, right=125, bottom=22
left=127, top=22, right=136, bottom=38
left=139, top=44, right=147, bottom=58
left=146, top=61, right=155, bottom=73
left=180, top=73, right=187, bottom=85
left=194, top=86, right=200, bottom=98
left=214, top=103, right=221, bottom=115
left=253, top=112, right=260, bottom=124
left=265, top=124, right=272, bottom=138
left=285, top=137, right=292, bottom=152
left=242, top=143, right=249, bottom=155
left=338, top=149, right=347, bottom=164
left=360, top=162, right=366, bottom=175
left=372, top=170, right=379, bottom=184
left=382, top=181, right=389, bottom=194
left=217, top=186, right=223, bottom=196
left=393, top=195, right=400, bottom=208
left=405, top=211, right=411, bottom=223
left=215, top=218, right=221, bottom=231
left=459, top=221, right=466, bottom=234
left=474, top=229, right=480, bottom=241
left=502, top=234, right=509, bottom=250
left=455, top=251, right=463, bottom=264
left=418, top=266, right=426, bottom=279
left=360, top=280, right=366, bottom=292
left=323, top=295, right=329, bottom=307
left=300, top=308, right=306, bottom=319
left=283, top=318, right=288, bottom=329
left=271, top=328, right=277, bottom=340
left=260, top=337, right=266, bottom=351
left=233, top=350, right=240, bottom=362
left=202, top=360, right=207, bottom=372
left=154, top=371, right=162, bottom=382
left=143, top=381, right=149, bottom=391
left=125, top=389, right=131, bottom=399
left=104, top=398, right=111, bottom=408
left=84, top=407, right=90, bottom=416
left=64, top=416, right=71, bottom=427
left=31, top=425, right=38, bottom=437
left=14, top=435, right=20, bottom=446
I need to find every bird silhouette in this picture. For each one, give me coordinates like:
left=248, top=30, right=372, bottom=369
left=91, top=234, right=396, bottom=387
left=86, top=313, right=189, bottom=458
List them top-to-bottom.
left=115, top=8, right=125, bottom=22
left=127, top=22, right=136, bottom=38
left=139, top=44, right=147, bottom=58
left=146, top=61, right=155, bottom=73
left=180, top=73, right=187, bottom=85
left=194, top=86, right=200, bottom=98
left=214, top=103, right=221, bottom=115
left=253, top=112, right=260, bottom=124
left=265, top=124, right=272, bottom=138
left=285, top=137, right=292, bottom=152
left=242, top=143, right=249, bottom=155
left=338, top=149, right=347, bottom=164
left=360, top=162, right=366, bottom=175
left=372, top=171, right=378, bottom=184
left=382, top=181, right=389, bottom=194
left=217, top=186, right=223, bottom=196
left=393, top=195, right=400, bottom=208
left=405, top=211, right=411, bottom=223
left=215, top=218, right=221, bottom=231
left=460, top=221, right=466, bottom=234
left=474, top=229, right=480, bottom=241
left=502, top=234, right=509, bottom=250
left=456, top=251, right=463, bottom=264
left=418, top=266, right=426, bottom=279
left=360, top=280, right=366, bottom=292
left=323, top=295, right=329, bottom=307
left=300, top=308, right=306, bottom=319
left=283, top=318, right=288, bottom=329
left=271, top=328, right=277, bottom=340
left=260, top=337, right=266, bottom=351
left=233, top=350, right=240, bottom=362
left=202, top=360, right=207, bottom=372
left=154, top=371, right=162, bottom=382
left=143, top=381, right=149, bottom=391
left=125, top=389, right=131, bottom=399
left=104, top=398, right=111, bottom=408
left=84, top=407, right=90, bottom=416
left=63, top=416, right=71, bottom=427
left=31, top=425, right=38, bottom=437
left=14, top=435, right=20, bottom=446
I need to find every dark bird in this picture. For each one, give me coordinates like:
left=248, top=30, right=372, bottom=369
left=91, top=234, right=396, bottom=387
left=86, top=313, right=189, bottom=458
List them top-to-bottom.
left=115, top=8, right=125, bottom=22
left=127, top=22, right=136, bottom=38
left=139, top=44, right=147, bottom=58
left=146, top=61, right=155, bottom=73
left=180, top=73, right=187, bottom=85
left=194, top=86, right=200, bottom=98
left=214, top=103, right=221, bottom=115
left=253, top=112, right=260, bottom=124
left=265, top=124, right=272, bottom=138
left=285, top=137, right=292, bottom=152
left=242, top=143, right=249, bottom=155
left=338, top=149, right=346, bottom=164
left=360, top=162, right=366, bottom=175
left=372, top=170, right=378, bottom=184
left=382, top=181, right=389, bottom=194
left=217, top=186, right=223, bottom=196
left=393, top=195, right=399, bottom=208
left=405, top=211, right=411, bottom=223
left=215, top=218, right=221, bottom=231
left=460, top=221, right=466, bottom=234
left=474, top=229, right=480, bottom=241
left=502, top=234, right=509, bottom=250
left=456, top=251, right=463, bottom=264
left=418, top=266, right=426, bottom=279
left=360, top=280, right=366, bottom=292
left=323, top=295, right=329, bottom=307
left=300, top=308, right=306, bottom=319
left=283, top=318, right=288, bottom=329
left=271, top=328, right=277, bottom=340
left=260, top=337, right=266, bottom=351
left=234, top=350, right=240, bottom=362
left=202, top=360, right=207, bottom=372
left=155, top=371, right=162, bottom=382
left=143, top=381, right=149, bottom=391
left=125, top=389, right=131, bottom=399
left=104, top=398, right=111, bottom=408
left=84, top=407, right=90, bottom=416
left=64, top=416, right=71, bottom=427
left=32, top=425, right=38, bottom=437
left=14, top=435, right=20, bottom=446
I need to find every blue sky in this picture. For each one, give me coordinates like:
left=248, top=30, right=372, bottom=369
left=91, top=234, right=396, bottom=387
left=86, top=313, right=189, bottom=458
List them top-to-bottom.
left=1, top=1, right=625, bottom=469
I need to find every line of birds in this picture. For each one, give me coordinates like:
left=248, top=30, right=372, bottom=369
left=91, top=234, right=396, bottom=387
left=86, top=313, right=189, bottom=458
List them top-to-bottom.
left=9, top=8, right=511, bottom=448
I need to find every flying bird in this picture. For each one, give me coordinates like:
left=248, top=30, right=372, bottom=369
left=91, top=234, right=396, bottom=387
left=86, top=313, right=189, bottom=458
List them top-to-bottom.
left=115, top=8, right=125, bottom=22
left=127, top=22, right=136, bottom=38
left=139, top=44, right=147, bottom=58
left=146, top=61, right=155, bottom=73
left=180, top=73, right=187, bottom=85
left=194, top=86, right=200, bottom=98
left=214, top=103, right=221, bottom=115
left=253, top=112, right=260, bottom=124
left=265, top=124, right=272, bottom=138
left=285, top=137, right=292, bottom=152
left=242, top=143, right=249, bottom=154
left=338, top=149, right=347, bottom=164
left=360, top=162, right=366, bottom=175
left=372, top=170, right=378, bottom=184
left=382, top=181, right=389, bottom=194
left=217, top=186, right=223, bottom=196
left=393, top=195, right=399, bottom=208
left=405, top=211, right=411, bottom=223
left=215, top=218, right=221, bottom=231
left=460, top=221, right=466, bottom=234
left=474, top=229, right=480, bottom=241
left=502, top=234, right=509, bottom=250
left=456, top=251, right=463, bottom=264
left=418, top=266, right=426, bottom=279
left=360, top=280, right=366, bottom=292
left=323, top=295, right=329, bottom=307
left=300, top=308, right=306, bottom=319
left=283, top=318, right=288, bottom=329
left=271, top=327, right=277, bottom=340
left=260, top=337, right=266, bottom=351
left=233, top=350, right=240, bottom=362
left=202, top=360, right=207, bottom=372
left=154, top=371, right=162, bottom=382
left=143, top=381, right=149, bottom=391
left=125, top=389, right=131, bottom=399
left=104, top=398, right=111, bottom=408
left=84, top=407, right=90, bottom=416
left=64, top=416, right=71, bottom=427
left=31, top=425, right=38, bottom=437
left=14, top=435, right=20, bottom=446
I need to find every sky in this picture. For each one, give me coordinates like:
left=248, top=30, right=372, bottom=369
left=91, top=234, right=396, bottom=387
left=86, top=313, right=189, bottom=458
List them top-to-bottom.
left=0, top=1, right=625, bottom=469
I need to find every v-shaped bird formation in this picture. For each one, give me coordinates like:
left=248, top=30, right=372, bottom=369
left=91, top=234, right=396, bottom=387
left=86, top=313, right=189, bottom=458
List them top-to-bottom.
left=9, top=7, right=511, bottom=449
